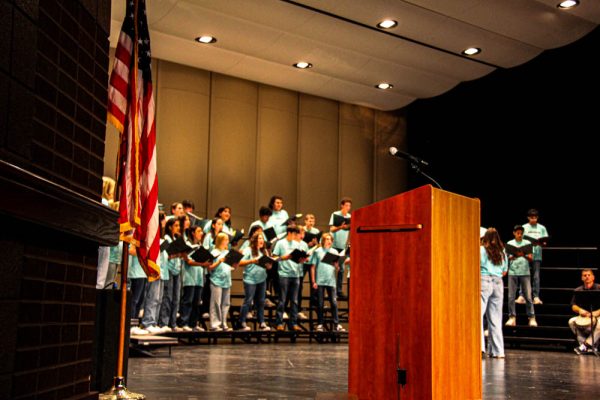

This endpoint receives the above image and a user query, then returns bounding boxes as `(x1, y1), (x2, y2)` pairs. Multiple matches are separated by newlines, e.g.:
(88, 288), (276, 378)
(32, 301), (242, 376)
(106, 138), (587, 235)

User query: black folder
(505, 244), (533, 257)
(523, 235), (550, 246)
(263, 227), (277, 242)
(332, 214), (351, 227)
(189, 246), (214, 263)
(303, 231), (322, 244)
(224, 249), (244, 266)
(257, 254), (277, 268)
(161, 236), (193, 255)
(321, 251), (343, 265)
(289, 248), (308, 263)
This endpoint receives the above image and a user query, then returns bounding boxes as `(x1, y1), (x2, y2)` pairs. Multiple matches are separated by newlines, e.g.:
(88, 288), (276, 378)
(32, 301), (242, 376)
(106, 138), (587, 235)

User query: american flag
(107, 0), (160, 281)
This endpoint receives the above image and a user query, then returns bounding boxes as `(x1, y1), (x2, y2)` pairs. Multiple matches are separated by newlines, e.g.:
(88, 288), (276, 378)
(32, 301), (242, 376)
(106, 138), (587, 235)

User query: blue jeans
(508, 275), (534, 317)
(128, 278), (147, 319)
(481, 275), (504, 356)
(141, 279), (163, 328)
(519, 260), (541, 298)
(180, 285), (203, 327)
(317, 286), (339, 325)
(240, 281), (267, 324)
(276, 277), (299, 327)
(159, 274), (181, 328)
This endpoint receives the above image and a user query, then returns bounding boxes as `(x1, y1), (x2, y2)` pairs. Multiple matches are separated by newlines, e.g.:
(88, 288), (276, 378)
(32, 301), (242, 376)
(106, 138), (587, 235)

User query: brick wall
(1, 0), (110, 201)
(0, 1), (113, 399)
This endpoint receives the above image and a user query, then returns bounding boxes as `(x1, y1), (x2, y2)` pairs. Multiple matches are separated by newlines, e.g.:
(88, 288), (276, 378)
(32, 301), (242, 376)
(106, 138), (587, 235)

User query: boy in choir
(329, 197), (352, 299)
(505, 225), (537, 327)
(517, 209), (549, 305)
(268, 195), (290, 237)
(273, 226), (305, 331)
(311, 233), (345, 332)
(296, 227), (312, 320)
(208, 233), (238, 331)
(250, 206), (273, 233)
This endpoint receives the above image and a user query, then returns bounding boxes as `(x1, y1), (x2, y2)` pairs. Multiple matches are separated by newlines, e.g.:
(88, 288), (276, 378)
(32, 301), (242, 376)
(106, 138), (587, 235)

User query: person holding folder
(311, 233), (345, 332)
(505, 225), (537, 327)
(329, 197), (352, 299)
(207, 233), (239, 331)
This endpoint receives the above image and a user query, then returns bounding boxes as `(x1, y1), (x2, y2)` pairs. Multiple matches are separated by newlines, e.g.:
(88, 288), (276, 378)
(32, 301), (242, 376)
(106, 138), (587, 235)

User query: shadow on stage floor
(126, 345), (600, 399)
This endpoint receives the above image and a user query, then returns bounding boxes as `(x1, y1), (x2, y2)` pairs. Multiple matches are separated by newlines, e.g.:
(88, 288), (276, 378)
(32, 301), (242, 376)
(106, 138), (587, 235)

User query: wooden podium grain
(348, 185), (481, 400)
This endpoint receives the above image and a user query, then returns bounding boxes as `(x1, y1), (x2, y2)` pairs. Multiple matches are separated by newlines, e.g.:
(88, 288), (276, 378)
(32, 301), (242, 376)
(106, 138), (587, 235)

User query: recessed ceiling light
(462, 47), (481, 56)
(375, 83), (393, 90)
(557, 0), (579, 9)
(377, 19), (398, 29)
(195, 36), (217, 44)
(293, 62), (312, 69)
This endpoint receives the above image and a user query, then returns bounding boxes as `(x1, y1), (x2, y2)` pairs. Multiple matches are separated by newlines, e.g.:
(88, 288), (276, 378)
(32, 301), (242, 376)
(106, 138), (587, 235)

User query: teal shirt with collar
(182, 244), (204, 287)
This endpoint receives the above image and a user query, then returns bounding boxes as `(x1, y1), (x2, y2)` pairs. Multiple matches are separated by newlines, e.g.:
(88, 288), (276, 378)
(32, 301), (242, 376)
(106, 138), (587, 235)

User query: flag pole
(99, 240), (145, 399)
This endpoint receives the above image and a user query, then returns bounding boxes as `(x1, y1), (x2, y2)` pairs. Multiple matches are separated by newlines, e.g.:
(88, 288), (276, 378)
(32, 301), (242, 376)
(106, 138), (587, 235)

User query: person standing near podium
(480, 228), (508, 358)
(569, 269), (600, 354)
(329, 197), (351, 299)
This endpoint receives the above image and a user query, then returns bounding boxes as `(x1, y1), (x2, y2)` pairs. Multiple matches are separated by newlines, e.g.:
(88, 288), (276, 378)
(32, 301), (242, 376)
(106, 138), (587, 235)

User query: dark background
(406, 26), (599, 249)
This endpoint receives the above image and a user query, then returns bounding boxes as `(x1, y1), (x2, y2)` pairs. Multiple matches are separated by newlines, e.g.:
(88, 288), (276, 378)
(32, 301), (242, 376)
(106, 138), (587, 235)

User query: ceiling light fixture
(462, 47), (481, 56)
(293, 62), (313, 69)
(377, 19), (398, 29)
(557, 0), (579, 9)
(195, 36), (217, 44)
(375, 83), (393, 90)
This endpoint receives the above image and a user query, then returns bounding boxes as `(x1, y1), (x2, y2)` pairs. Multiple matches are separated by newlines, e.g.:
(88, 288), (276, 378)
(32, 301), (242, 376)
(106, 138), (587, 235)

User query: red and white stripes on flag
(107, 0), (160, 281)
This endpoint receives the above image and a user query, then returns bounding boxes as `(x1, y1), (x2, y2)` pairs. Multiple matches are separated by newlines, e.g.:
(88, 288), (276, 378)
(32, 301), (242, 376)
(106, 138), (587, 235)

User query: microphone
(388, 147), (429, 166)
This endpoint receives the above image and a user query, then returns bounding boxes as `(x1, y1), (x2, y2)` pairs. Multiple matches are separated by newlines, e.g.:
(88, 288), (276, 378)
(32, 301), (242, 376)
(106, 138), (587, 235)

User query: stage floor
(127, 344), (599, 399)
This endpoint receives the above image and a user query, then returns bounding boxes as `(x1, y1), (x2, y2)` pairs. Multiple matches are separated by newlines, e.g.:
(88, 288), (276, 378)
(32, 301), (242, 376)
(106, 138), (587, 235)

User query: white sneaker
(528, 317), (538, 327)
(193, 326), (205, 332)
(147, 326), (163, 334)
(533, 297), (543, 305)
(240, 325), (251, 331)
(259, 323), (270, 331)
(210, 326), (223, 332)
(515, 296), (526, 304)
(223, 326), (233, 332)
(130, 327), (149, 335)
(246, 312), (254, 319)
(505, 316), (516, 326)
(336, 324), (346, 332)
(298, 312), (308, 320)
(172, 326), (184, 332)
(316, 324), (324, 332)
(182, 325), (193, 332)
(161, 326), (173, 333)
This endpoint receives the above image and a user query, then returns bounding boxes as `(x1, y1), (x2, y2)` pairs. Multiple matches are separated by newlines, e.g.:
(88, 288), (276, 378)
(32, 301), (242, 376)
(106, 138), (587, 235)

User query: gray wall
(104, 58), (407, 231)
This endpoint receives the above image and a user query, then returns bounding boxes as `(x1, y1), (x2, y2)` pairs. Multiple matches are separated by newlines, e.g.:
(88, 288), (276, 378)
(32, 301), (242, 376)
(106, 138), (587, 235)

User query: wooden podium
(348, 185), (481, 400)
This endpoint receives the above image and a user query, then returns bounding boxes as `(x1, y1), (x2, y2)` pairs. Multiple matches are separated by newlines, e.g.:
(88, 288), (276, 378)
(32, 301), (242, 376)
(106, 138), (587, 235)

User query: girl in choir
(238, 232), (273, 331)
(239, 224), (264, 252)
(200, 218), (224, 319)
(180, 225), (209, 331)
(205, 206), (233, 236)
(158, 218), (183, 332)
(208, 233), (237, 331)
(480, 228), (508, 358)
(311, 233), (345, 332)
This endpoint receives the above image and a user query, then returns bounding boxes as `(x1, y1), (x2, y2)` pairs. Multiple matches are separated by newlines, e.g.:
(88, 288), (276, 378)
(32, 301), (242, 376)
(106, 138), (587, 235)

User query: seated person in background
(569, 269), (600, 355)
